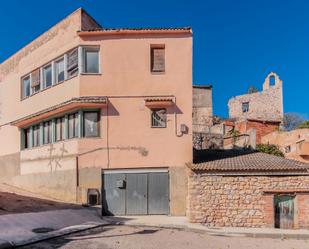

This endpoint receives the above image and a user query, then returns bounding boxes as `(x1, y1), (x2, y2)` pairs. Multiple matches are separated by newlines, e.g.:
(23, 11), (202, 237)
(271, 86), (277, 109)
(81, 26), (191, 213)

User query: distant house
(0, 8), (193, 216)
(188, 150), (309, 229)
(262, 129), (309, 163)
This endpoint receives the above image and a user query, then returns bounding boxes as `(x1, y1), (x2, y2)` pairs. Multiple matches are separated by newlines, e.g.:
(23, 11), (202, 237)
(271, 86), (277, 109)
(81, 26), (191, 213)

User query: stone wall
(193, 86), (213, 133)
(193, 132), (223, 150)
(228, 72), (283, 122)
(188, 171), (309, 228)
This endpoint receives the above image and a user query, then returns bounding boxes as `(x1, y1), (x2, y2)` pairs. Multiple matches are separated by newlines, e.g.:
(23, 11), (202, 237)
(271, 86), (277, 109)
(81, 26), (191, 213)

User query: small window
(32, 125), (40, 147)
(43, 121), (52, 144)
(68, 113), (79, 139)
(83, 111), (100, 137)
(55, 117), (65, 141)
(151, 108), (167, 128)
(22, 75), (31, 99)
(269, 75), (276, 86)
(67, 49), (78, 78)
(43, 64), (52, 88)
(151, 46), (165, 73)
(242, 102), (249, 113)
(285, 145), (291, 153)
(83, 48), (99, 74)
(31, 69), (40, 93)
(55, 58), (65, 84)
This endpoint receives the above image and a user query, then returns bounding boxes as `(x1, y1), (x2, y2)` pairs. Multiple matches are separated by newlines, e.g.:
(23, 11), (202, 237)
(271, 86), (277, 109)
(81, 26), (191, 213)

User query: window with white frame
(151, 108), (167, 128)
(22, 75), (31, 99)
(43, 64), (52, 88)
(55, 57), (65, 84)
(31, 69), (40, 93)
(83, 47), (99, 74)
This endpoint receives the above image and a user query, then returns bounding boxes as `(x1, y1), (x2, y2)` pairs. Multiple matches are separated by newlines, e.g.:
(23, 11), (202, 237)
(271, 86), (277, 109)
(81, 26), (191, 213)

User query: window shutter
(68, 49), (78, 70)
(67, 49), (78, 77)
(31, 69), (40, 87)
(152, 48), (165, 72)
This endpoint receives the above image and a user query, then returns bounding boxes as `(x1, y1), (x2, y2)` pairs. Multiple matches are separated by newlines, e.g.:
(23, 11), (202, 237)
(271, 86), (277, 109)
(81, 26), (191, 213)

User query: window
(68, 113), (79, 139)
(242, 102), (249, 113)
(43, 64), (52, 88)
(22, 75), (31, 98)
(83, 48), (99, 74)
(31, 69), (40, 93)
(55, 58), (65, 84)
(151, 109), (167, 128)
(55, 117), (65, 141)
(43, 121), (52, 144)
(32, 125), (40, 147)
(151, 46), (165, 73)
(67, 49), (78, 78)
(83, 111), (100, 137)
(269, 75), (276, 86)
(285, 145), (291, 153)
(24, 128), (31, 149)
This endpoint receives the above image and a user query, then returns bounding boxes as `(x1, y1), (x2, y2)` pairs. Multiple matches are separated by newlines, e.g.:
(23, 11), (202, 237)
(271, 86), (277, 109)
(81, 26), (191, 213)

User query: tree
(298, 120), (309, 129)
(248, 85), (259, 94)
(256, 144), (284, 157)
(283, 113), (305, 131)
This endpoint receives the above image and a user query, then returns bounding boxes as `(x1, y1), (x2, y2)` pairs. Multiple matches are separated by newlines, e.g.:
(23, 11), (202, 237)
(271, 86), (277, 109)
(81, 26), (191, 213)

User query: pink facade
(0, 9), (192, 215)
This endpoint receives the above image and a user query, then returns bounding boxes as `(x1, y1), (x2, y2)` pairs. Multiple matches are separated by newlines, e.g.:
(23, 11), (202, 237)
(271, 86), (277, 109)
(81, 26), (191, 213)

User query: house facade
(262, 129), (309, 163)
(0, 9), (193, 216)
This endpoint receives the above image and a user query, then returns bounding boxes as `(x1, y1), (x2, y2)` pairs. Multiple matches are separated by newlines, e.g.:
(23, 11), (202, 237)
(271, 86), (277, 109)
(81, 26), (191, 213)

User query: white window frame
(81, 46), (100, 74)
(42, 63), (53, 89)
(54, 56), (65, 84)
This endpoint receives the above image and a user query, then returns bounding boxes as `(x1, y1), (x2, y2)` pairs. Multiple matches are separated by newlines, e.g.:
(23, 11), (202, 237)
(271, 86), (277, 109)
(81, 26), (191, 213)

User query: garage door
(102, 170), (169, 215)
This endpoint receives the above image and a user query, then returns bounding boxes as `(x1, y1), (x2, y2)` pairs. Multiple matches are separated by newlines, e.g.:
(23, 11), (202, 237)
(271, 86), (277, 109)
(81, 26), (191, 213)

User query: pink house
(0, 9), (192, 216)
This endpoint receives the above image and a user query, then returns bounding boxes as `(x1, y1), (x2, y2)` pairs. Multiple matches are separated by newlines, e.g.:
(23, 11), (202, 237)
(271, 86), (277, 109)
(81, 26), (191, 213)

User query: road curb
(111, 220), (309, 240)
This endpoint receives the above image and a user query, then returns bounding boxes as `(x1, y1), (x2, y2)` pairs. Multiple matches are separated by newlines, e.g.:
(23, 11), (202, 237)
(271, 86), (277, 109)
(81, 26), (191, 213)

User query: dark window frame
(151, 108), (167, 128)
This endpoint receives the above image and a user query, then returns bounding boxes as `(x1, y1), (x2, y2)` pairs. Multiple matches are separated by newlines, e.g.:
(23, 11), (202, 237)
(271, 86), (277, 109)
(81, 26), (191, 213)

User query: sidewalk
(0, 208), (108, 248)
(104, 215), (309, 240)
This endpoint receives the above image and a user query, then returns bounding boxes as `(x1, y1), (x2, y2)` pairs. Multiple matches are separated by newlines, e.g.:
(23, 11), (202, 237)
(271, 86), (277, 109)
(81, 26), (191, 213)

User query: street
(20, 225), (308, 249)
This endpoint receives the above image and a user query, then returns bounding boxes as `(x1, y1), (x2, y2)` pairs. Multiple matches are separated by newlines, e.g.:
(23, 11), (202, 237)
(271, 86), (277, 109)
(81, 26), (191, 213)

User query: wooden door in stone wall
(274, 195), (295, 229)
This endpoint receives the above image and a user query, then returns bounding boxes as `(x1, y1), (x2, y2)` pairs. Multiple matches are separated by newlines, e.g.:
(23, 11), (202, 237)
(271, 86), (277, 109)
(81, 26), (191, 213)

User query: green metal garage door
(102, 170), (169, 215)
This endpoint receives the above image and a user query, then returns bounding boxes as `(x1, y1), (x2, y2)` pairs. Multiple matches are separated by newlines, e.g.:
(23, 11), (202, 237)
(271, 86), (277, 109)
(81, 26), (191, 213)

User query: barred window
(151, 109), (167, 128)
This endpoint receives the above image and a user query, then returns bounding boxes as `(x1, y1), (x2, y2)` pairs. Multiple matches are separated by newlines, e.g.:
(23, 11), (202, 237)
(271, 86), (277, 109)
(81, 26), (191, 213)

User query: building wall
(262, 129), (309, 163)
(188, 171), (309, 228)
(228, 72), (283, 122)
(0, 9), (192, 214)
(192, 86), (212, 133)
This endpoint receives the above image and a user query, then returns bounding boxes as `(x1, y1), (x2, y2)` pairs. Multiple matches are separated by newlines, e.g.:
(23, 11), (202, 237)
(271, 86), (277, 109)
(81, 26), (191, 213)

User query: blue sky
(0, 0), (308, 118)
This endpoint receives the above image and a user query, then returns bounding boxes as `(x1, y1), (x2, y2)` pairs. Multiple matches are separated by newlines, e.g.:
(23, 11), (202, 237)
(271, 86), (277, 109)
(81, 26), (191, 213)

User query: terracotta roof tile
(189, 150), (309, 173)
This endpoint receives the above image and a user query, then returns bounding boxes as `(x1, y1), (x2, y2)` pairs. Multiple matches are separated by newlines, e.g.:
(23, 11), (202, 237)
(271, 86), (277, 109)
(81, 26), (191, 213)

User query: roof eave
(77, 29), (192, 36)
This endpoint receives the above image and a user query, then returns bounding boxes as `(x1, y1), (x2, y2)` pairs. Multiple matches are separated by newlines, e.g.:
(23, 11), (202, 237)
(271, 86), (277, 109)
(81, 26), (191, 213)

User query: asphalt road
(20, 225), (309, 249)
